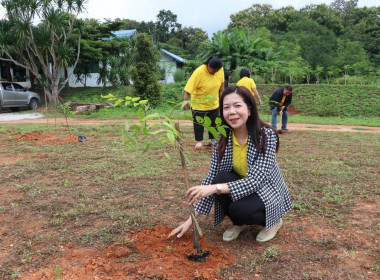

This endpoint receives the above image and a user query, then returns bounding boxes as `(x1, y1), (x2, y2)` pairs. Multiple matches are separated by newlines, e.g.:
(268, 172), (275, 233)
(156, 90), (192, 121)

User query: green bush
(173, 69), (186, 83)
(332, 75), (378, 86)
(161, 82), (186, 103)
(257, 84), (379, 117)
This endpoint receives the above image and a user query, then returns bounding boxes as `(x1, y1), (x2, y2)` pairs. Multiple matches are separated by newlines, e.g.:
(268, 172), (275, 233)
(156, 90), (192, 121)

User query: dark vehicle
(0, 82), (41, 111)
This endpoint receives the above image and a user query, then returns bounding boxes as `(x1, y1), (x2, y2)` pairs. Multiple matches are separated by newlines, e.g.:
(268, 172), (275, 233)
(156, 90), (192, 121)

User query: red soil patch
(25, 225), (234, 280)
(15, 132), (79, 145)
(287, 105), (300, 115)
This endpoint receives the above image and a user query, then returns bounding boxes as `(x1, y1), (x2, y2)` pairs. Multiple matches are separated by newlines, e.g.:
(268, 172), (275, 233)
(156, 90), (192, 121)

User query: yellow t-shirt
(184, 64), (224, 110)
(232, 132), (248, 178)
(279, 95), (286, 106)
(236, 77), (256, 96)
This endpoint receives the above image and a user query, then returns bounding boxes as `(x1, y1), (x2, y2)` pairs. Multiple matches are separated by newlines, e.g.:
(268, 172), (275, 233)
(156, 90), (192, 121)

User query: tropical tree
(0, 0), (86, 103)
(198, 28), (272, 71)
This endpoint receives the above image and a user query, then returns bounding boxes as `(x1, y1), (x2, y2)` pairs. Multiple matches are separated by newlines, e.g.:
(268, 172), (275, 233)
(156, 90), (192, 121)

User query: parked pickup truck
(0, 81), (41, 111)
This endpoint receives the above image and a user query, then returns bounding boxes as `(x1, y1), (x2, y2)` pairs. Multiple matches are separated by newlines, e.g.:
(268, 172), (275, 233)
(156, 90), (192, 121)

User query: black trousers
(191, 108), (219, 141)
(212, 171), (266, 226)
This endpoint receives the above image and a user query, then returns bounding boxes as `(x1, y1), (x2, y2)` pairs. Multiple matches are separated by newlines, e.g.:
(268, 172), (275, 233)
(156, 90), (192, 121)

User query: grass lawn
(0, 122), (379, 279)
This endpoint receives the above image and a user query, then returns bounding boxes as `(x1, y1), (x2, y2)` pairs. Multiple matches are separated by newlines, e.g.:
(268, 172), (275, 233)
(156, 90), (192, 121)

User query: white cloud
(1, 0), (376, 37)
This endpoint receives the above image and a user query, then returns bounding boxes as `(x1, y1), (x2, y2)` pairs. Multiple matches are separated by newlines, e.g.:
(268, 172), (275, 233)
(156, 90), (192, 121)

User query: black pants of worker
(212, 171), (266, 226)
(191, 108), (219, 142)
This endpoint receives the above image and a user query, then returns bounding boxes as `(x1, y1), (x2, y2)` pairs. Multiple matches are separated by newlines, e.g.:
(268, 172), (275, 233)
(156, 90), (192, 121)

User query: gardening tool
(174, 123), (204, 254)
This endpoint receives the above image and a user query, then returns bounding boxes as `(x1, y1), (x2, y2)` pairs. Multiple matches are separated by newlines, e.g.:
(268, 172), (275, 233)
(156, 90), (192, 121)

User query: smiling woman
(169, 85), (293, 243)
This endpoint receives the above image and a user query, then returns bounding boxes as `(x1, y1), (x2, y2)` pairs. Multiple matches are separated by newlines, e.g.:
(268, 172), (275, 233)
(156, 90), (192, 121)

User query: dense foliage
(130, 33), (162, 106)
(1, 0), (378, 106)
(63, 83), (379, 120)
(0, 0), (86, 103)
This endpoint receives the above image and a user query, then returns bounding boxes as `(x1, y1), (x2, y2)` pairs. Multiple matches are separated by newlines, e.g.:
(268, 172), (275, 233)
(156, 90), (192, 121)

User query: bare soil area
(0, 121), (379, 280)
(1, 117), (380, 133)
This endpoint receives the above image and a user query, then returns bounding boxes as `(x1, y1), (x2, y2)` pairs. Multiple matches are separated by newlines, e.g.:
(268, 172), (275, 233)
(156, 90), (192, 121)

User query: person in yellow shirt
(183, 57), (225, 149)
(236, 68), (262, 106)
(169, 86), (292, 243)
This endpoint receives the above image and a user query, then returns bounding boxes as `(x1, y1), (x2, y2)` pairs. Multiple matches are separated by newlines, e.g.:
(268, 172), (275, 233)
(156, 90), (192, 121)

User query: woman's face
(222, 93), (250, 132)
(207, 65), (220, 75)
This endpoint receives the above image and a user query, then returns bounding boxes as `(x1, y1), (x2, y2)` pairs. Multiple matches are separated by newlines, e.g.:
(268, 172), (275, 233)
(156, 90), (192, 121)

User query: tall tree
(177, 27), (209, 55)
(300, 4), (344, 36)
(330, 0), (358, 27)
(288, 19), (337, 70)
(155, 9), (181, 43)
(130, 33), (162, 106)
(0, 0), (86, 103)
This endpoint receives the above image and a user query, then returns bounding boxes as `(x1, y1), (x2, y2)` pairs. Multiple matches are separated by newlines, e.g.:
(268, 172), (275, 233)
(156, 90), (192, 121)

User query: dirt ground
(2, 117), (380, 133)
(1, 119), (379, 280)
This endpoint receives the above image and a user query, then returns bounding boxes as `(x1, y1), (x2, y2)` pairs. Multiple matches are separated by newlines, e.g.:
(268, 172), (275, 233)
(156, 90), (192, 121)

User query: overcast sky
(0, 0), (376, 37)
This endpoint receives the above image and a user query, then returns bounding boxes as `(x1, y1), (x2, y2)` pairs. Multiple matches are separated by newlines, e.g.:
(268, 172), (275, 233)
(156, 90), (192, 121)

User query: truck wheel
(29, 98), (40, 110)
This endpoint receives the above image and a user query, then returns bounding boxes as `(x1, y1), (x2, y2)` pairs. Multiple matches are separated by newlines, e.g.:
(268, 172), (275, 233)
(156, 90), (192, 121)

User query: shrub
(173, 69), (186, 83)
(162, 82), (186, 103)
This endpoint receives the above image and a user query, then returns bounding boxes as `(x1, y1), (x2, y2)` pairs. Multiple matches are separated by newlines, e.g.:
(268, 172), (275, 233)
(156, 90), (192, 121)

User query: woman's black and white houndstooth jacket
(194, 126), (293, 230)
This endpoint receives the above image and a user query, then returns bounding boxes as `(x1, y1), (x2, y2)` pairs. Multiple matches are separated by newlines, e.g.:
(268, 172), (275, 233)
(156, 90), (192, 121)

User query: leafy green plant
(102, 93), (228, 253)
(262, 246), (280, 261)
(56, 102), (76, 132)
(173, 69), (186, 83)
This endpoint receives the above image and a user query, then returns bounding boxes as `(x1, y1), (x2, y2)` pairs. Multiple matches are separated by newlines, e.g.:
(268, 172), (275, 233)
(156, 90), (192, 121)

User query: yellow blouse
(232, 132), (248, 178)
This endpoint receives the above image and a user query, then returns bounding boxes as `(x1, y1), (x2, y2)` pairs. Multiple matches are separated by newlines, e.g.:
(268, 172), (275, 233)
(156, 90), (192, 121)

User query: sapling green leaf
(141, 113), (160, 121)
(203, 116), (212, 127)
(166, 131), (176, 145)
(195, 116), (204, 124)
(137, 107), (145, 119)
(207, 127), (218, 139)
(217, 126), (227, 137)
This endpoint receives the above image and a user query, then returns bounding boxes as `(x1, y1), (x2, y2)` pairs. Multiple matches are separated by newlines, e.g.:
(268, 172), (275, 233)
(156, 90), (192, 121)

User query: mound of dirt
(24, 225), (234, 279)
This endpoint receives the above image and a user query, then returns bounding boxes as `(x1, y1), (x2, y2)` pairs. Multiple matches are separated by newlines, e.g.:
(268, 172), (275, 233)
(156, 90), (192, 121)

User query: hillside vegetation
(64, 83), (379, 119)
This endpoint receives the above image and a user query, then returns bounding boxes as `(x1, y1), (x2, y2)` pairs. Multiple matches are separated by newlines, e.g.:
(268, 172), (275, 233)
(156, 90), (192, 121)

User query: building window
(13, 67), (27, 82)
(74, 62), (100, 74)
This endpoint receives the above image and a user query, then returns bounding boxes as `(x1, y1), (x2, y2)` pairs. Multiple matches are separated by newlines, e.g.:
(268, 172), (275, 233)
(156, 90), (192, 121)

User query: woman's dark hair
(217, 86), (279, 163)
(203, 57), (223, 69)
(224, 70), (231, 80)
(240, 68), (250, 78)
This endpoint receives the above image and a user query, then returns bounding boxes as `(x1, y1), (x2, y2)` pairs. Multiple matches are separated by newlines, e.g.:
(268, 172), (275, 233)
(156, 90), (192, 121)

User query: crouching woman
(169, 86), (292, 242)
